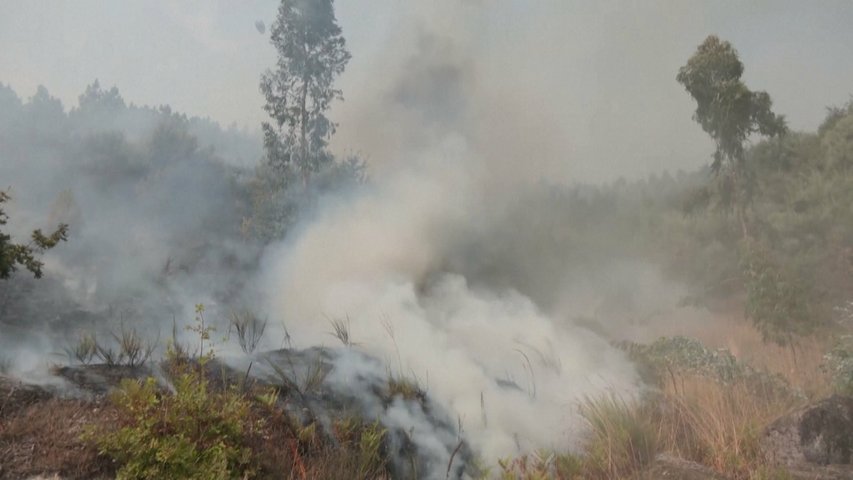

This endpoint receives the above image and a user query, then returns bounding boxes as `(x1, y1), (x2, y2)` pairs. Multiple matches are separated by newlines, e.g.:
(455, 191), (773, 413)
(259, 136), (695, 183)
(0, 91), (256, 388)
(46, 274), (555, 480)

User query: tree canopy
(260, 0), (351, 184)
(677, 35), (787, 175)
(0, 191), (68, 279)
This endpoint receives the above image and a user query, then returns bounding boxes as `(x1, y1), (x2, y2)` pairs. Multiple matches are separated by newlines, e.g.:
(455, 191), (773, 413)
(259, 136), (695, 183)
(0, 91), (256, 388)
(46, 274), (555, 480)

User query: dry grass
(647, 315), (830, 478)
(0, 398), (115, 480)
(500, 314), (834, 480)
(654, 375), (799, 478)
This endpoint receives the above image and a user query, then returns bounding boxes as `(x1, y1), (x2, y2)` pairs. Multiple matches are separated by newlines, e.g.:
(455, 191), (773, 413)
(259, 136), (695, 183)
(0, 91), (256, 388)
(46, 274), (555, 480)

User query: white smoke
(259, 151), (641, 466)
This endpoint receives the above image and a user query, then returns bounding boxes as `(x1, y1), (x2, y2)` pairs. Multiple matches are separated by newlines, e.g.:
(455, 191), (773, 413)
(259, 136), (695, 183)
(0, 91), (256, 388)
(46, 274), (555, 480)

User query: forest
(1, 1), (852, 479)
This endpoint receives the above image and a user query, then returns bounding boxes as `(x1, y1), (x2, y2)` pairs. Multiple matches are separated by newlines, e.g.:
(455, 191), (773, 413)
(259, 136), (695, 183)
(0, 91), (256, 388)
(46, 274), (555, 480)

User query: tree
(0, 191), (68, 279)
(677, 35), (787, 236)
(260, 0), (351, 186)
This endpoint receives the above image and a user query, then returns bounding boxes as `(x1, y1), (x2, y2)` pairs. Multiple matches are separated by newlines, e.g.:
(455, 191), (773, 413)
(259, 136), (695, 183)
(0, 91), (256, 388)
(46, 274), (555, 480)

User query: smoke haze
(2, 1), (852, 475)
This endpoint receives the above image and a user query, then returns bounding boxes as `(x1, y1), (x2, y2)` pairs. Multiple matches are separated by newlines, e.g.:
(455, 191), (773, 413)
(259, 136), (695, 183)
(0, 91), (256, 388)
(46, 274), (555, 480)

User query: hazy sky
(2, 1), (853, 182)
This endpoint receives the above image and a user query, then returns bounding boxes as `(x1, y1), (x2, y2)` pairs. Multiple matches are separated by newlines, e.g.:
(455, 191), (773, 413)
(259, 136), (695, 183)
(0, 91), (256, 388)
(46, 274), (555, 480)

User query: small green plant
(186, 303), (215, 362)
(332, 417), (387, 479)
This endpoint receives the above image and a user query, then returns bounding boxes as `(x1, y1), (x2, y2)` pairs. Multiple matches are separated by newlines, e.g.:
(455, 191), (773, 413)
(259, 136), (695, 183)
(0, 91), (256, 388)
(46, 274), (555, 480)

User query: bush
(91, 373), (254, 480)
(740, 240), (818, 346)
(823, 334), (853, 395)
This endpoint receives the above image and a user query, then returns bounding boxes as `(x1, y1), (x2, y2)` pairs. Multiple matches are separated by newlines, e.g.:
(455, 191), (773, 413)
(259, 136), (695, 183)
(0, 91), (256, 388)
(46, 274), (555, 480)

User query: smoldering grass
(280, 319), (293, 349)
(301, 355), (329, 394)
(516, 340), (563, 374)
(229, 308), (268, 355)
(386, 373), (426, 403)
(266, 352), (329, 397)
(383, 352), (428, 403)
(446, 416), (466, 480)
(514, 348), (537, 399)
(381, 315), (405, 378)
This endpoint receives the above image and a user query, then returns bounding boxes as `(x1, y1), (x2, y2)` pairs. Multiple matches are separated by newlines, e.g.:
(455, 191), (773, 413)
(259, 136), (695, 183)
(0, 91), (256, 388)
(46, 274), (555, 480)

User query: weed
(328, 315), (354, 347)
(229, 308), (267, 355)
(386, 374), (425, 403)
(266, 352), (329, 398)
(186, 303), (215, 363)
(579, 394), (659, 479)
(64, 333), (98, 365)
(110, 324), (158, 367)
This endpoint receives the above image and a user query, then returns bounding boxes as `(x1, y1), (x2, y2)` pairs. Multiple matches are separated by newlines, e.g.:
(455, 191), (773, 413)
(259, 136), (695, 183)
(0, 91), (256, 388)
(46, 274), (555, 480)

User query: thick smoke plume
(259, 153), (642, 467)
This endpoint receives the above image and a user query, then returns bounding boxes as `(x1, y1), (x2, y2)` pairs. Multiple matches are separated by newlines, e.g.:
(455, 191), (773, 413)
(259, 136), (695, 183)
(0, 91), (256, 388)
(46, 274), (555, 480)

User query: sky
(2, 0), (853, 183)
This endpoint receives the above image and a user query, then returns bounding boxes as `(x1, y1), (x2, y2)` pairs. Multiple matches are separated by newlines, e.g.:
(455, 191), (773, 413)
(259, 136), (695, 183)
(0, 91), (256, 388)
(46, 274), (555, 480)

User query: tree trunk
(300, 75), (309, 187)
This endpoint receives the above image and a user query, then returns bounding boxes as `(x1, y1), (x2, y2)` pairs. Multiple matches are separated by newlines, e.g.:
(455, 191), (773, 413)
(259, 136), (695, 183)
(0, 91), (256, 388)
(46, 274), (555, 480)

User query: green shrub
(740, 240), (817, 346)
(823, 334), (853, 395)
(91, 373), (254, 480)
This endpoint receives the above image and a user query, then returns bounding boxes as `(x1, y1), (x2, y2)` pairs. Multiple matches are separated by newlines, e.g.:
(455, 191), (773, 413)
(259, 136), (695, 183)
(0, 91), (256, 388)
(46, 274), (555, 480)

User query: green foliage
(821, 111), (853, 170)
(245, 0), (367, 243)
(332, 418), (388, 479)
(0, 190), (69, 279)
(677, 35), (787, 175)
(92, 375), (254, 480)
(823, 334), (853, 395)
(260, 0), (351, 182)
(677, 35), (786, 239)
(91, 307), (255, 479)
(620, 336), (798, 400)
(740, 241), (818, 346)
(186, 303), (215, 362)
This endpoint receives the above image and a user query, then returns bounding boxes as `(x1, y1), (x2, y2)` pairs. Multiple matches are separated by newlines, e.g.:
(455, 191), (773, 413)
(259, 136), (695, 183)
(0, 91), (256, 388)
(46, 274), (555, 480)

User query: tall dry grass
(498, 318), (834, 480)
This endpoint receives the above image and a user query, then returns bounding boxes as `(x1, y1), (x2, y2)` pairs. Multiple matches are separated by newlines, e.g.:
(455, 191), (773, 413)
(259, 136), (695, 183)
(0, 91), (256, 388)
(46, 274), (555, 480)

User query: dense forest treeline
(2, 78), (852, 351)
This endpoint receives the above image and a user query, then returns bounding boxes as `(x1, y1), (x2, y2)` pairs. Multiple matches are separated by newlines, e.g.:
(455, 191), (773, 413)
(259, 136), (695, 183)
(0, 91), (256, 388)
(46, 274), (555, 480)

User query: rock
(641, 453), (729, 479)
(761, 395), (853, 478)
